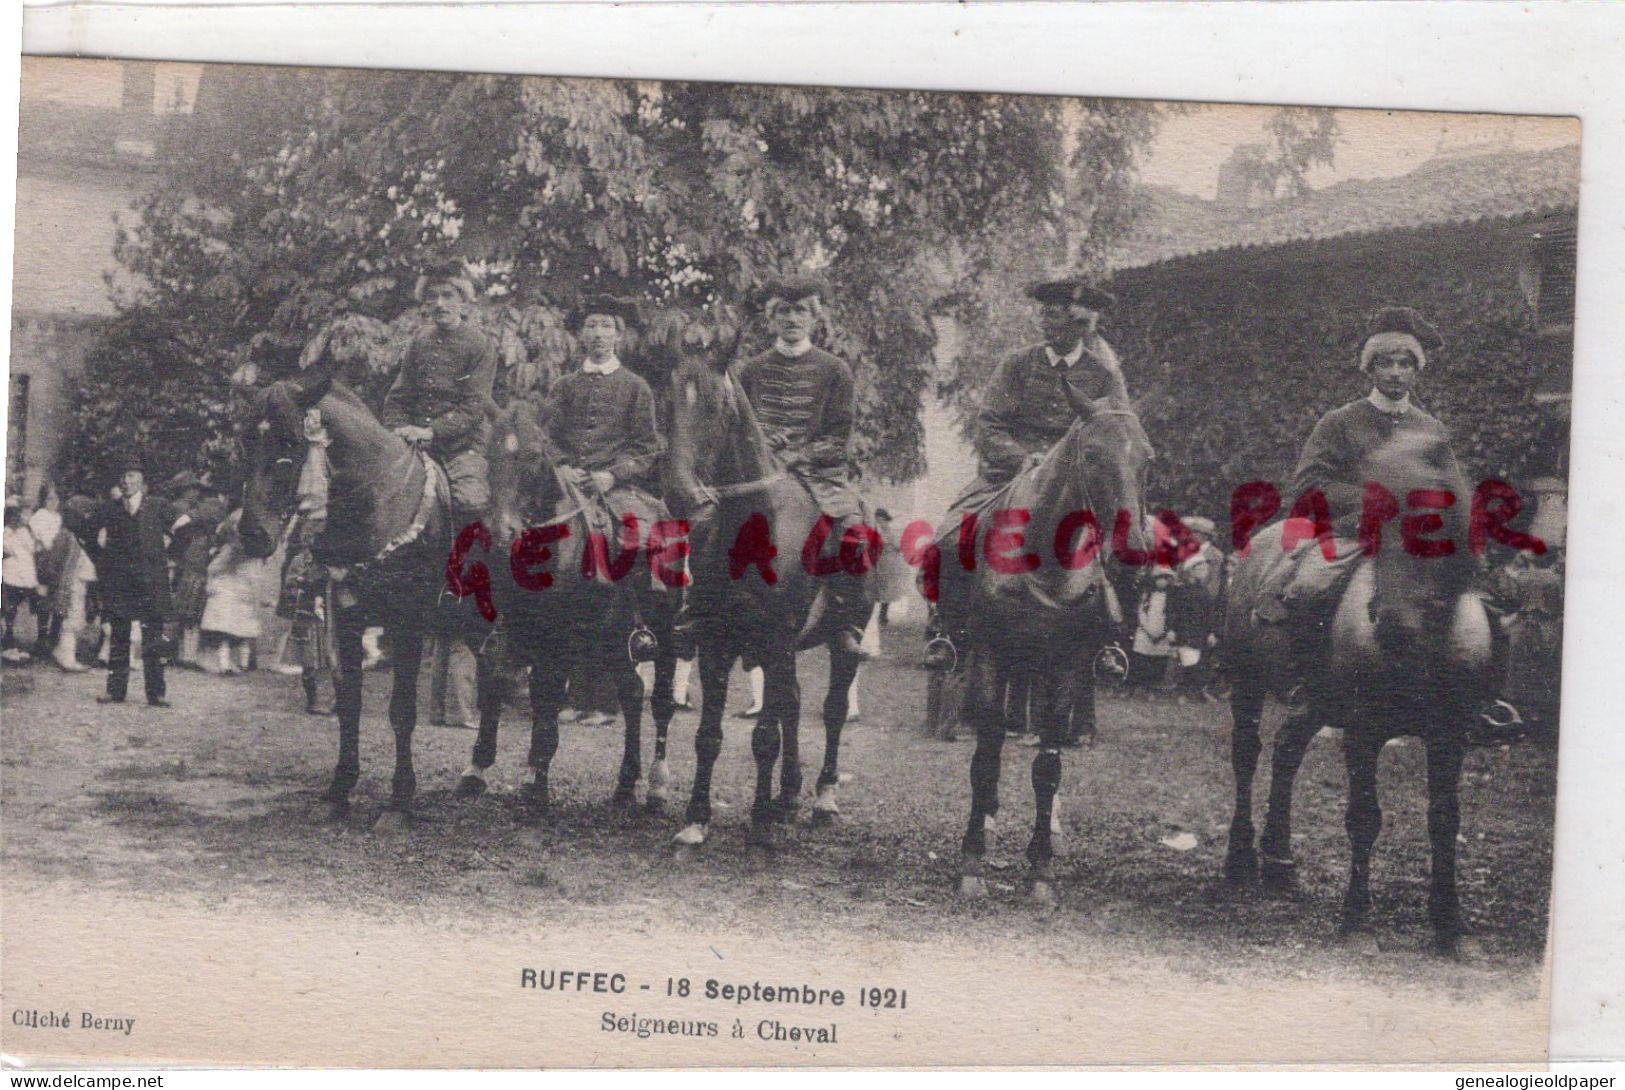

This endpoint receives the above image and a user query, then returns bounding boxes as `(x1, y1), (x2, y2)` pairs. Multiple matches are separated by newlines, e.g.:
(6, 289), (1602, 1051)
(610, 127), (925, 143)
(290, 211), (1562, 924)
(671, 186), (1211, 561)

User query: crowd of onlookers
(1, 476), (289, 679)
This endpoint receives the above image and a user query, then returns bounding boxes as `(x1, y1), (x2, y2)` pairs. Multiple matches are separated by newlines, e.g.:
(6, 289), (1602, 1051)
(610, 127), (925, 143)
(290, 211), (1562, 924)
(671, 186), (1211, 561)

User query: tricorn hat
(755, 275), (827, 311)
(413, 260), (477, 303)
(1026, 277), (1115, 311)
(569, 293), (642, 331)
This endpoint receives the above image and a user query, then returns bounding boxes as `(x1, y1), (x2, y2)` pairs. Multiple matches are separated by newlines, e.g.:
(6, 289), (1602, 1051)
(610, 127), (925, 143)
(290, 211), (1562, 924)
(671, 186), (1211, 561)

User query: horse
(949, 401), (1155, 902)
(1222, 429), (1498, 956)
(455, 400), (680, 817)
(662, 348), (868, 853)
(237, 353), (500, 829)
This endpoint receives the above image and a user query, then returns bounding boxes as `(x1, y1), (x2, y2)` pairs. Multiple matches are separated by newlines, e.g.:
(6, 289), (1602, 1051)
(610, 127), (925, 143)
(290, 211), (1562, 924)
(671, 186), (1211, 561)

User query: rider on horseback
(923, 277), (1129, 670)
(1258, 306), (1476, 703)
(733, 276), (872, 659)
(535, 295), (667, 540)
(380, 260), (498, 526)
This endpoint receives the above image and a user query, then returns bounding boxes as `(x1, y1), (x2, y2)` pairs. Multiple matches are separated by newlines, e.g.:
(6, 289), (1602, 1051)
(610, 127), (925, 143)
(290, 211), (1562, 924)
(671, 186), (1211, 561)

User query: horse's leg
(676, 644), (730, 849)
(1069, 654), (1098, 746)
(1258, 708), (1321, 893)
(646, 614), (678, 813)
(771, 651), (803, 824)
(518, 649), (565, 821)
(813, 646), (861, 825)
(323, 612), (366, 817)
(959, 652), (1004, 897)
(748, 651), (790, 848)
(457, 628), (507, 799)
(1224, 675), (1267, 884)
(1025, 660), (1071, 906)
(1338, 726), (1385, 938)
(1424, 732), (1466, 957)
(376, 624), (425, 830)
(611, 638), (647, 810)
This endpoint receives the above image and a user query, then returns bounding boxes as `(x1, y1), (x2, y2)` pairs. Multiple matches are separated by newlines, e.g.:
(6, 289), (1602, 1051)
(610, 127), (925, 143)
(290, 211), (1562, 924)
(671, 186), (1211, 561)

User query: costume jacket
(380, 324), (498, 460)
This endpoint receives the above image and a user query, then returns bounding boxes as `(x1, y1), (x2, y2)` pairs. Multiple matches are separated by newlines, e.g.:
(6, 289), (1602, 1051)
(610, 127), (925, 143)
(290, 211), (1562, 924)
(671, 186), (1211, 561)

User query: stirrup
(1092, 642), (1130, 685)
(627, 624), (659, 664)
(923, 634), (959, 673)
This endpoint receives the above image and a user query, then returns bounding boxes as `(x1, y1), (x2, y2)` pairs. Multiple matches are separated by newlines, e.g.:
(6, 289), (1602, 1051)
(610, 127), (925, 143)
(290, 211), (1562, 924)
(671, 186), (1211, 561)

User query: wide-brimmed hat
(569, 293), (643, 331)
(755, 275), (827, 311)
(1026, 277), (1115, 311)
(412, 260), (477, 303)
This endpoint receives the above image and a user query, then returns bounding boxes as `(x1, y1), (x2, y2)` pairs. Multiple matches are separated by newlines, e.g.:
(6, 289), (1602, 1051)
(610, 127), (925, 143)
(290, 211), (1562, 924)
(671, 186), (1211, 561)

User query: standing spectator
(277, 514), (333, 715)
(49, 494), (97, 672)
(428, 636), (478, 729)
(2, 502), (42, 662)
(83, 457), (177, 707)
(28, 484), (65, 659)
(167, 478), (225, 670)
(200, 510), (269, 675)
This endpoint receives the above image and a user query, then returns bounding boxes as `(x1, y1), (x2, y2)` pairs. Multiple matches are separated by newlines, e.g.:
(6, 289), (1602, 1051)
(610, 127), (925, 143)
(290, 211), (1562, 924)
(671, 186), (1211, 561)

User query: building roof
(1111, 145), (1580, 271)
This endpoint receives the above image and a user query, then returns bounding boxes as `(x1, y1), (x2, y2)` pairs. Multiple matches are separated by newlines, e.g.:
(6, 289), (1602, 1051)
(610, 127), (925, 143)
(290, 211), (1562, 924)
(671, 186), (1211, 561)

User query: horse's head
(1075, 400), (1156, 561)
(664, 343), (767, 517)
(484, 399), (563, 544)
(238, 373), (324, 559)
(1359, 426), (1473, 657)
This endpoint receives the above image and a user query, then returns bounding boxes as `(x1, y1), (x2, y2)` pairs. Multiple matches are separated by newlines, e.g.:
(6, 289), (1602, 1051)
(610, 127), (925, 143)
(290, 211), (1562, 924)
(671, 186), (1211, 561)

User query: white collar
(1367, 388), (1412, 416)
(1044, 340), (1086, 369)
(125, 492), (143, 514)
(582, 356), (622, 376)
(773, 338), (814, 359)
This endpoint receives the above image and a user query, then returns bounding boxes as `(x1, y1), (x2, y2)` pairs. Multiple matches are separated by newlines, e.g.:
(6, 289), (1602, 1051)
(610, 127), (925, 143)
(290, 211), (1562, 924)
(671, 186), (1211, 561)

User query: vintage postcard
(1, 54), (1583, 1068)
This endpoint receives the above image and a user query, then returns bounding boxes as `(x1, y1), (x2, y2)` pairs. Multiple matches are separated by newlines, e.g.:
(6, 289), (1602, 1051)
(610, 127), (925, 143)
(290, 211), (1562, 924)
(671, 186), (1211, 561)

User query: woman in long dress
(201, 510), (272, 675)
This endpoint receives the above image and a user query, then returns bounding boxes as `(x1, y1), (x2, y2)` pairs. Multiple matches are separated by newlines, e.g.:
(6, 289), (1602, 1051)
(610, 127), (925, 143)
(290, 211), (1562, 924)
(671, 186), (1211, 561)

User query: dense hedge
(1106, 215), (1572, 523)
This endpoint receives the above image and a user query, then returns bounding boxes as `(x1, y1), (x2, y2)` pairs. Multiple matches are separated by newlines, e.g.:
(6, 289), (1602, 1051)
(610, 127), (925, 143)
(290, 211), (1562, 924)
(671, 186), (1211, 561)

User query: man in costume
(734, 276), (870, 657)
(380, 261), (498, 524)
(923, 277), (1129, 669)
(1259, 306), (1474, 700)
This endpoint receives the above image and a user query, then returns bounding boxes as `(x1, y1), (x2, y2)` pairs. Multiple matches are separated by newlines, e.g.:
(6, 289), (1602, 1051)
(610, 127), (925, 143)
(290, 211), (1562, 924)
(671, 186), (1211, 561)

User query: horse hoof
(957, 875), (990, 899)
(772, 801), (800, 826)
(1025, 879), (1057, 907)
(454, 772), (488, 800)
(611, 785), (639, 811)
(1260, 858), (1298, 896)
(810, 808), (839, 829)
(1431, 934), (1462, 960)
(318, 799), (350, 824)
(672, 823), (707, 848)
(644, 795), (667, 816)
(1334, 923), (1380, 955)
(374, 809), (413, 835)
(746, 821), (779, 852)
(1222, 851), (1261, 883)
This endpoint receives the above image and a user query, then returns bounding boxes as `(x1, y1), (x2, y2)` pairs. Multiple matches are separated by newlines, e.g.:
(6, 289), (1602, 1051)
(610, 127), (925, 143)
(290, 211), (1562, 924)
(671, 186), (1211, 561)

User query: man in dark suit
(85, 456), (176, 707)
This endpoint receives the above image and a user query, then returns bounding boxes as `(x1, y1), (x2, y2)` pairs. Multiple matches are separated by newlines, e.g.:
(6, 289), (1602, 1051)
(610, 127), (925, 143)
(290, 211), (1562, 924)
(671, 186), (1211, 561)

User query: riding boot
(827, 580), (872, 659)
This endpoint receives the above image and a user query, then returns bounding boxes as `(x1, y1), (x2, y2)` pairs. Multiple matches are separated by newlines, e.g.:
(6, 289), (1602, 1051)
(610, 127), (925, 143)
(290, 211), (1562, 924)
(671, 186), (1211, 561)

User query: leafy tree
(69, 70), (1162, 487)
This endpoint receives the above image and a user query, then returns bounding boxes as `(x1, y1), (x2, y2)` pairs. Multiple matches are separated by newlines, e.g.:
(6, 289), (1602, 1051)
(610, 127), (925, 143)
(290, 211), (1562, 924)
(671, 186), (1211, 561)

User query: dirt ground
(0, 618), (1557, 1063)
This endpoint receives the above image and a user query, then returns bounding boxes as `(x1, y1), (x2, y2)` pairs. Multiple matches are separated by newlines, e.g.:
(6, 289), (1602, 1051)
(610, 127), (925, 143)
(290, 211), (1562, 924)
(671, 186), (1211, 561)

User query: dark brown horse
(238, 356), (500, 828)
(1223, 429), (1498, 956)
(950, 402), (1154, 901)
(456, 401), (680, 816)
(662, 350), (867, 853)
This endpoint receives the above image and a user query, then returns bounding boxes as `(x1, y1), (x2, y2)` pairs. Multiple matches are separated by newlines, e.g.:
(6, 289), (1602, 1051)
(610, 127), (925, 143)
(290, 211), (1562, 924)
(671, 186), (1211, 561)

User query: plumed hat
(1026, 277), (1115, 311)
(569, 293), (643, 331)
(413, 260), (477, 303)
(1360, 305), (1444, 371)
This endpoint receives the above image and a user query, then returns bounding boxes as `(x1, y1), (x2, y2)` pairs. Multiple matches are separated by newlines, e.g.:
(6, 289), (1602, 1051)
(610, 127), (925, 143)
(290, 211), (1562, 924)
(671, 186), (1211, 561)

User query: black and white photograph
(0, 44), (1593, 1069)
